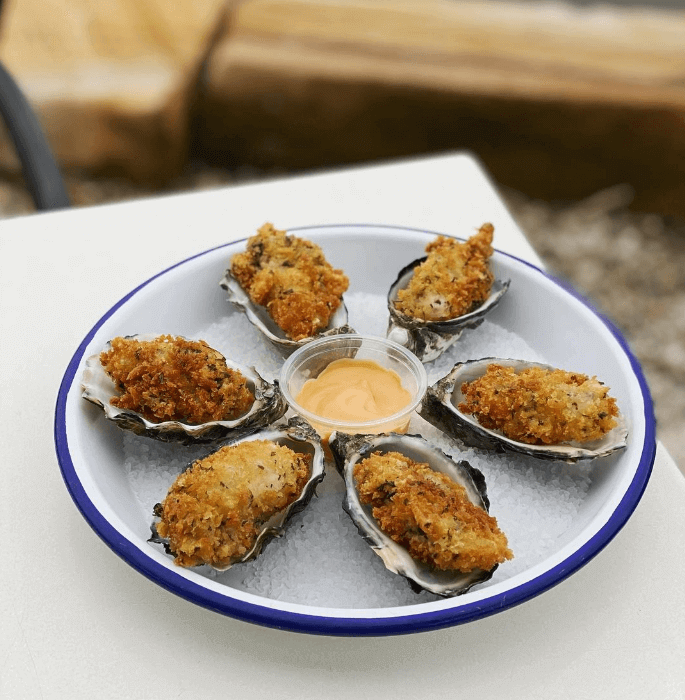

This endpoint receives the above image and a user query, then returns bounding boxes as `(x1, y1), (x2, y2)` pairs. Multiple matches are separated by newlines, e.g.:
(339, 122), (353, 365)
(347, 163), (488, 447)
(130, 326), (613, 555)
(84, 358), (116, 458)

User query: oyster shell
(220, 260), (355, 357)
(329, 431), (505, 596)
(81, 334), (287, 444)
(387, 257), (509, 363)
(419, 357), (629, 462)
(150, 416), (326, 570)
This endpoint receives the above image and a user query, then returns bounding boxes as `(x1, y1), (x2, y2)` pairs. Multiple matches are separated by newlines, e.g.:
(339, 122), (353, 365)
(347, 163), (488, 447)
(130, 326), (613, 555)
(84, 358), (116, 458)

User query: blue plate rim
(54, 223), (656, 636)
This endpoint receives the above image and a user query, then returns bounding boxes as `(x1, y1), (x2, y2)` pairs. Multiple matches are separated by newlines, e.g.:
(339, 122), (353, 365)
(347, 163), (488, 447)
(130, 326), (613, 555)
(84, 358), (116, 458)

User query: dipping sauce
(295, 358), (413, 436)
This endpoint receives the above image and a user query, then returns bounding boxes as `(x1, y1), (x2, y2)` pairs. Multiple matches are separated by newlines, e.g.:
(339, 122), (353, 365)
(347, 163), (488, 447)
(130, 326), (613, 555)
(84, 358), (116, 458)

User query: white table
(1, 153), (683, 699)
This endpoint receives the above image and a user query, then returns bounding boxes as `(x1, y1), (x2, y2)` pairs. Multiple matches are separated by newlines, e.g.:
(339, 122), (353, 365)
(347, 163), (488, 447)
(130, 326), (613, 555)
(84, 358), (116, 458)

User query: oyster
(419, 358), (629, 462)
(221, 223), (355, 355)
(81, 334), (287, 444)
(150, 416), (326, 570)
(329, 431), (511, 596)
(386, 227), (510, 362)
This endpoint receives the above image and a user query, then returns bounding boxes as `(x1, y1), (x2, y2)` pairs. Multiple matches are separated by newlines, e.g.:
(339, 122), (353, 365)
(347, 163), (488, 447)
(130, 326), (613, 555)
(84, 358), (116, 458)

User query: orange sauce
(296, 358), (412, 439)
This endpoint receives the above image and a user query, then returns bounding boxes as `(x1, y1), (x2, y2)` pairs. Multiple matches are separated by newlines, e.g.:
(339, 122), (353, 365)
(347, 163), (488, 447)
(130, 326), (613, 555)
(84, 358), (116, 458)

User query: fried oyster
(230, 223), (349, 341)
(354, 451), (512, 573)
(100, 335), (254, 425)
(155, 439), (311, 568)
(394, 223), (495, 322)
(459, 364), (619, 445)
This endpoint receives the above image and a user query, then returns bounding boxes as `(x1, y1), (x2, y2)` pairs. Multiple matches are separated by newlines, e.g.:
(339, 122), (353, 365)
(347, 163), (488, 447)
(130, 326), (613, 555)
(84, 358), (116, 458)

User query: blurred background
(1, 0), (683, 469)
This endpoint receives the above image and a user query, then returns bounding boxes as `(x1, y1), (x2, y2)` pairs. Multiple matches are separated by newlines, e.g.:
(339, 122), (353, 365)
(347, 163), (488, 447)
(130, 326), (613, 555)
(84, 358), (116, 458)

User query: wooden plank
(0, 0), (228, 182)
(199, 0), (685, 215)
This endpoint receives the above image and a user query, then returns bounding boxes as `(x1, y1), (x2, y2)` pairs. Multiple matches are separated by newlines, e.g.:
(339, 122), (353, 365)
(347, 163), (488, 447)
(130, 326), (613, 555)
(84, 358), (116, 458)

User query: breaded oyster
(230, 223), (349, 341)
(394, 223), (495, 322)
(354, 451), (512, 574)
(459, 364), (619, 445)
(100, 335), (254, 424)
(154, 439), (311, 568)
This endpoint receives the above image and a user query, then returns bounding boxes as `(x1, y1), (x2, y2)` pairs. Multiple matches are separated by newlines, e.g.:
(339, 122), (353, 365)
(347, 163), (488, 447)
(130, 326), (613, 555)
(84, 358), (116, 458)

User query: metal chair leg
(0, 61), (70, 210)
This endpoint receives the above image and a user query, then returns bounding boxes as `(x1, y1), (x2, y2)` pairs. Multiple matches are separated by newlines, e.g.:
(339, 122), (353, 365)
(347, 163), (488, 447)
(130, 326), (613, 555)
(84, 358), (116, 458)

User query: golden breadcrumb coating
(459, 364), (619, 445)
(395, 224), (495, 321)
(100, 335), (254, 424)
(230, 223), (349, 341)
(354, 451), (512, 573)
(155, 440), (311, 568)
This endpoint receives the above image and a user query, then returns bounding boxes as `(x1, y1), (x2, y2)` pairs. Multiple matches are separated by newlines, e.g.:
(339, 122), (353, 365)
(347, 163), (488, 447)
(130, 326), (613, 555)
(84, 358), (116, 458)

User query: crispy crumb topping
(459, 364), (619, 445)
(230, 222), (349, 341)
(100, 335), (254, 424)
(395, 223), (495, 321)
(155, 440), (310, 568)
(354, 451), (512, 573)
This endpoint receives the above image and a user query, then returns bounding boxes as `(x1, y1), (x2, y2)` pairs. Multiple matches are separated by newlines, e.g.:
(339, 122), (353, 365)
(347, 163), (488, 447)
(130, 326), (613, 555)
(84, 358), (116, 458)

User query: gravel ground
(2, 169), (683, 472)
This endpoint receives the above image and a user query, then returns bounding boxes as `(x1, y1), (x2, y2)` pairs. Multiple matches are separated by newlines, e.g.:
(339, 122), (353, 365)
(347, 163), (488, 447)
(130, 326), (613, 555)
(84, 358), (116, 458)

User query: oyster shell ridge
(81, 334), (289, 445)
(150, 415), (326, 570)
(419, 357), (629, 462)
(386, 255), (510, 363)
(328, 431), (500, 597)
(220, 267), (356, 356)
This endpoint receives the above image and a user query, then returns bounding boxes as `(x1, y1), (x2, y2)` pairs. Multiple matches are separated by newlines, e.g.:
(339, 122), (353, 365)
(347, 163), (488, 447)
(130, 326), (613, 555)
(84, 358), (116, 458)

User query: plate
(54, 224), (656, 636)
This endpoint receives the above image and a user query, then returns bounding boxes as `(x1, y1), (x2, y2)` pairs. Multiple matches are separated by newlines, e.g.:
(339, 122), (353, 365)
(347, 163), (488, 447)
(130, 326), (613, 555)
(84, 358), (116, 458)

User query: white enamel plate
(55, 225), (656, 636)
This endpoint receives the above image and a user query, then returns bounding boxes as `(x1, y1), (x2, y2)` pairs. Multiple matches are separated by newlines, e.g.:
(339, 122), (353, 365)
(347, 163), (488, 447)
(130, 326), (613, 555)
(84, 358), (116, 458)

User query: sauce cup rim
(279, 333), (427, 431)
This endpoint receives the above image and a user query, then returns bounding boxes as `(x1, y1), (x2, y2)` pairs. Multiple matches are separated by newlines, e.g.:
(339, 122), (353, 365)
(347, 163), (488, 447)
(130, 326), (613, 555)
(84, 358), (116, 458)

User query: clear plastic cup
(279, 334), (427, 440)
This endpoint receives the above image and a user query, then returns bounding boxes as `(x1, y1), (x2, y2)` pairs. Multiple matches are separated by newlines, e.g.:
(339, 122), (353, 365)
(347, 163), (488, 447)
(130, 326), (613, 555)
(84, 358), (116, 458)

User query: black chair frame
(0, 60), (70, 210)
